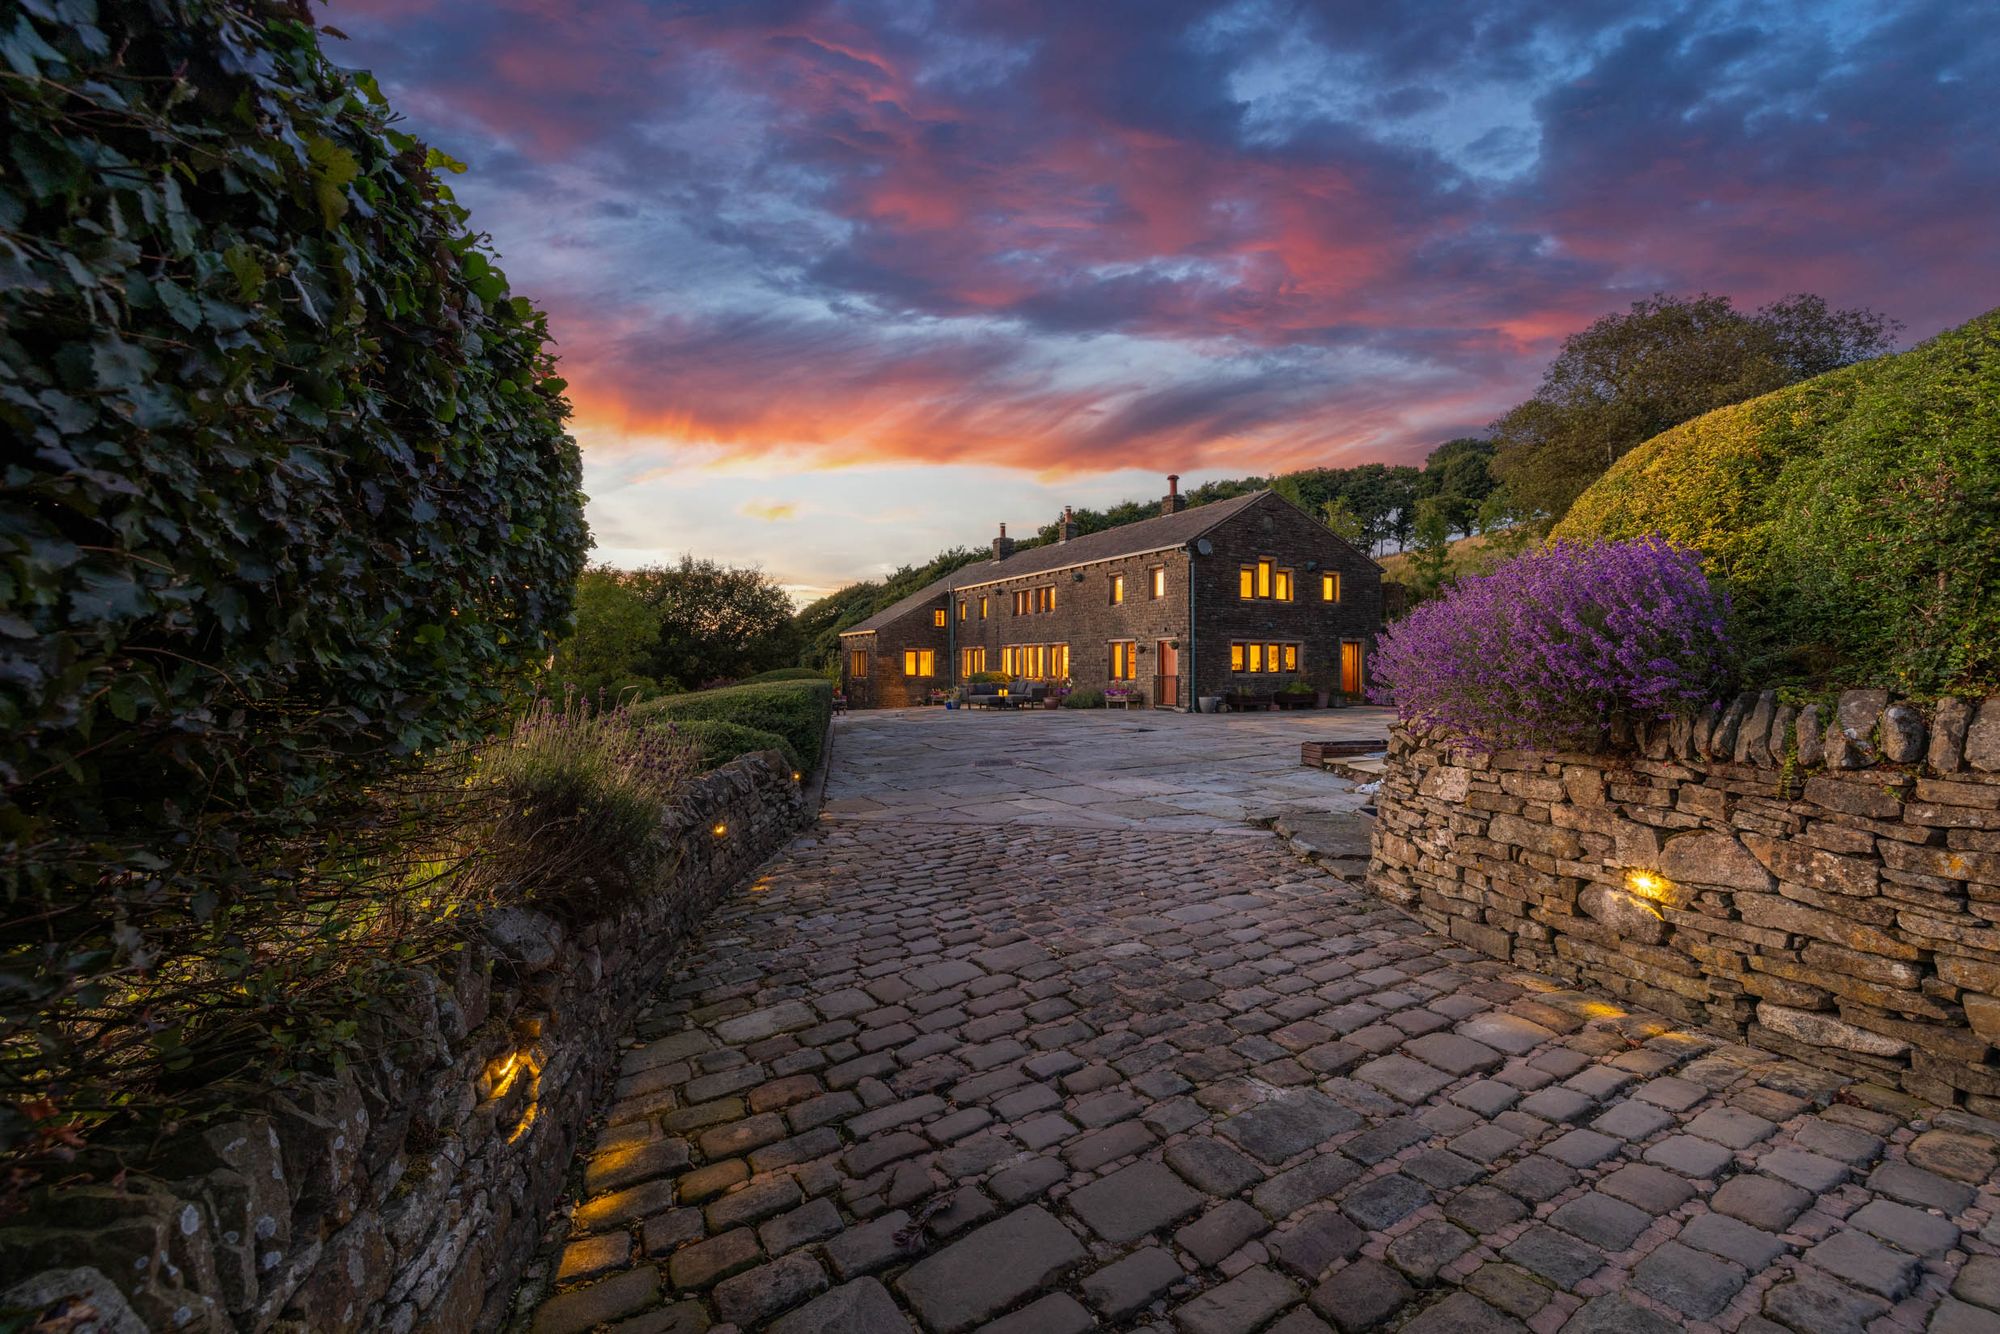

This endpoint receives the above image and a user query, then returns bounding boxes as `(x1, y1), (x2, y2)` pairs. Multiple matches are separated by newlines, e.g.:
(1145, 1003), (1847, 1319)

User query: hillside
(1554, 306), (2000, 693)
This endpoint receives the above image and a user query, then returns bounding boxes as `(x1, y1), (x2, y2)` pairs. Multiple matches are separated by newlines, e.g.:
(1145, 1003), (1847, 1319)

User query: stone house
(838, 479), (1385, 710)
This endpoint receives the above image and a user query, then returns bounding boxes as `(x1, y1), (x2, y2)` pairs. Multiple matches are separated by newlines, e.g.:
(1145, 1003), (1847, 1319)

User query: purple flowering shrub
(1371, 537), (1733, 751)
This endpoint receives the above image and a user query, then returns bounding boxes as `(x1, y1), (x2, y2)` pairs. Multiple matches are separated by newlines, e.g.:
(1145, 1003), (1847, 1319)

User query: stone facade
(1368, 689), (2000, 1110)
(0, 750), (814, 1334)
(841, 490), (1383, 711)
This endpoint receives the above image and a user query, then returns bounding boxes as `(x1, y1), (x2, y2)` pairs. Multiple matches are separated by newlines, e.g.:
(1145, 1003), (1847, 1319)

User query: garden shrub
(484, 698), (696, 921)
(741, 667), (830, 685)
(0, 3), (586, 1175)
(666, 719), (803, 774)
(1555, 309), (2000, 693)
(1061, 689), (1106, 708)
(639, 680), (834, 772)
(1370, 538), (1734, 751)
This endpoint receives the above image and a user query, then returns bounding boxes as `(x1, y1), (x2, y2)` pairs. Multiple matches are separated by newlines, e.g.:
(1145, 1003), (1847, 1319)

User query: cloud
(322, 0), (2000, 579)
(741, 500), (801, 521)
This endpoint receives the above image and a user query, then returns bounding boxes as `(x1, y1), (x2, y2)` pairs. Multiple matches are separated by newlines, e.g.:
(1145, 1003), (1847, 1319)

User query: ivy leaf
(222, 244), (265, 301)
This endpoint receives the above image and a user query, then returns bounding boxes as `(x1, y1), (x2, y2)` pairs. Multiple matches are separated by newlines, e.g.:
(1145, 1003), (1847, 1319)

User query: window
(903, 649), (936, 676)
(1001, 645), (1018, 676)
(1239, 557), (1293, 601)
(1229, 641), (1301, 673)
(1035, 585), (1055, 613)
(848, 649), (868, 679)
(980, 596), (989, 619)
(962, 646), (987, 675)
(1110, 641), (1137, 680)
(1149, 567), (1165, 599)
(958, 600), (967, 621)
(933, 608), (947, 627)
(1049, 643), (1069, 681)
(1109, 573), (1124, 605)
(1322, 572), (1340, 602)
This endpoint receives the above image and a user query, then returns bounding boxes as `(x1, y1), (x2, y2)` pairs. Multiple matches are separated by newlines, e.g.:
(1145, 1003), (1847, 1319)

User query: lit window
(1050, 643), (1069, 680)
(1282, 644), (1298, 671)
(1013, 590), (1027, 615)
(1238, 567), (1254, 599)
(1256, 559), (1272, 598)
(933, 609), (946, 627)
(1230, 643), (1244, 671)
(1025, 644), (1045, 678)
(962, 646), (986, 674)
(1247, 643), (1264, 671)
(1001, 646), (1016, 675)
(980, 596), (989, 618)
(958, 600), (967, 621)
(848, 649), (867, 678)
(1322, 573), (1339, 602)
(1110, 642), (1137, 680)
(903, 649), (935, 676)
(1149, 567), (1165, 599)
(1274, 569), (1293, 601)
(1110, 574), (1124, 605)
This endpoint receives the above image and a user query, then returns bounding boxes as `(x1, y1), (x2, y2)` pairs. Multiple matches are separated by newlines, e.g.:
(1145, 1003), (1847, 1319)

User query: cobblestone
(523, 710), (2000, 1332)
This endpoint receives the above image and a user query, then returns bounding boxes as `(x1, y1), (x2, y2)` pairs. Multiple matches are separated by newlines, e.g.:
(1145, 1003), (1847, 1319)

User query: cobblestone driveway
(524, 711), (2000, 1334)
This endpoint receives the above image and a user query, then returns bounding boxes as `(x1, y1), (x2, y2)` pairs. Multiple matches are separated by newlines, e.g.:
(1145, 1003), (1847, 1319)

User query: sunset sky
(327, 0), (1997, 602)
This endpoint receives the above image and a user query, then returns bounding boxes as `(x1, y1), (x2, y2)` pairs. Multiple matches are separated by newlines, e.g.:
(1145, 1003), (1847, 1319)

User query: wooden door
(1341, 641), (1364, 695)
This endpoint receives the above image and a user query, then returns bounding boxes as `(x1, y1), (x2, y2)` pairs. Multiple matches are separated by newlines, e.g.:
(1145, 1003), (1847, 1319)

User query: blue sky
(325, 0), (1998, 600)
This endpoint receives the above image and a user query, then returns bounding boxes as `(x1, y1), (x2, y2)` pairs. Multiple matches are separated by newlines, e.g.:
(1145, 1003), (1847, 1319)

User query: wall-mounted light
(1625, 870), (1669, 900)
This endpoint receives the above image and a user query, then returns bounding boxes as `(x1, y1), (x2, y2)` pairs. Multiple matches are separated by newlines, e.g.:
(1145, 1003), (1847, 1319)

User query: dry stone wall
(0, 751), (812, 1334)
(1368, 689), (2000, 1112)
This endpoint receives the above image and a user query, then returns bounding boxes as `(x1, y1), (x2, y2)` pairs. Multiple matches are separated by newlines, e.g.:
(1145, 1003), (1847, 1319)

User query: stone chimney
(1056, 506), (1078, 543)
(992, 522), (1015, 561)
(1161, 474), (1186, 516)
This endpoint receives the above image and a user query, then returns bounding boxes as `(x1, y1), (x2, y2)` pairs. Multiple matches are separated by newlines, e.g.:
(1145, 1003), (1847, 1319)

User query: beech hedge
(0, 0), (587, 1156)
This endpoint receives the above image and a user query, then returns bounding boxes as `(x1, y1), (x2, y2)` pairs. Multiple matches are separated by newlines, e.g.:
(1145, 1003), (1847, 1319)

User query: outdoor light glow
(712, 822), (728, 837)
(1625, 870), (1668, 900)
(792, 771), (802, 782)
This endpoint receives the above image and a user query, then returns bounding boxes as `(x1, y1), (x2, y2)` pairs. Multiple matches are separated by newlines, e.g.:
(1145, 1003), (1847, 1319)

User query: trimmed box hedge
(640, 679), (834, 772)
(669, 719), (803, 775)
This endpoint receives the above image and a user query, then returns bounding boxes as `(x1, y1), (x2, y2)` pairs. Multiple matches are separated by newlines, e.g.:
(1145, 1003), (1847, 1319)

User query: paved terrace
(522, 708), (2000, 1334)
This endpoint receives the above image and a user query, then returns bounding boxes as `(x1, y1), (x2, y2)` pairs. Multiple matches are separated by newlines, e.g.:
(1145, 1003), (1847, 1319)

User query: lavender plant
(1371, 537), (1733, 751)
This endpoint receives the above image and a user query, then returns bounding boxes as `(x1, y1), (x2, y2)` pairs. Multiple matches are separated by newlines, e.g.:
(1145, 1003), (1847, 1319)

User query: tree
(551, 569), (666, 697)
(1490, 292), (1899, 521)
(1416, 438), (1497, 537)
(1319, 497), (1368, 549)
(627, 557), (801, 687)
(1406, 496), (1455, 602)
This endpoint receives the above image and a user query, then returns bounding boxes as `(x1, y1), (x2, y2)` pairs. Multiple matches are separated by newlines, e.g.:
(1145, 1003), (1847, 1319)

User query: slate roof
(840, 490), (1272, 636)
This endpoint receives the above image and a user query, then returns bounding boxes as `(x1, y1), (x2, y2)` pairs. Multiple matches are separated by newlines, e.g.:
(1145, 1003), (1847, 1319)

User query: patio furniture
(1105, 686), (1142, 710)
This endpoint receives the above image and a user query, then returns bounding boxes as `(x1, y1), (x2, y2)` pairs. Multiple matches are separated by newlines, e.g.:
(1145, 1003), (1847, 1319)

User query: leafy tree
(1490, 293), (1899, 521)
(551, 569), (666, 697)
(1415, 438), (1497, 536)
(626, 558), (801, 687)
(1319, 497), (1368, 549)
(1406, 496), (1455, 601)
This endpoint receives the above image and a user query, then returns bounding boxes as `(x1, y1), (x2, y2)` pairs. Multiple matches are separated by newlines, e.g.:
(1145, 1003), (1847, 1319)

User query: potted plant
(1279, 680), (1315, 710)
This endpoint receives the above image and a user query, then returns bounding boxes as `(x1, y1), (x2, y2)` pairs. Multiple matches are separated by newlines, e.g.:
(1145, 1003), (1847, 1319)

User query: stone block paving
(517, 742), (2000, 1332)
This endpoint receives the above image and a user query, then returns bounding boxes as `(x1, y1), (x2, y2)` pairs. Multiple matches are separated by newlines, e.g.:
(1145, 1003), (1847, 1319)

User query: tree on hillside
(1415, 438), (1498, 537)
(1490, 292), (1899, 521)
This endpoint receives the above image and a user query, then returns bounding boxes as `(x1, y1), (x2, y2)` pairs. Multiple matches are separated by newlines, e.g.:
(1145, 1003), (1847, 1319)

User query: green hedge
(740, 667), (831, 685)
(640, 680), (834, 772)
(0, 1), (588, 1174)
(1061, 689), (1106, 708)
(668, 719), (803, 775)
(1555, 308), (2000, 694)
